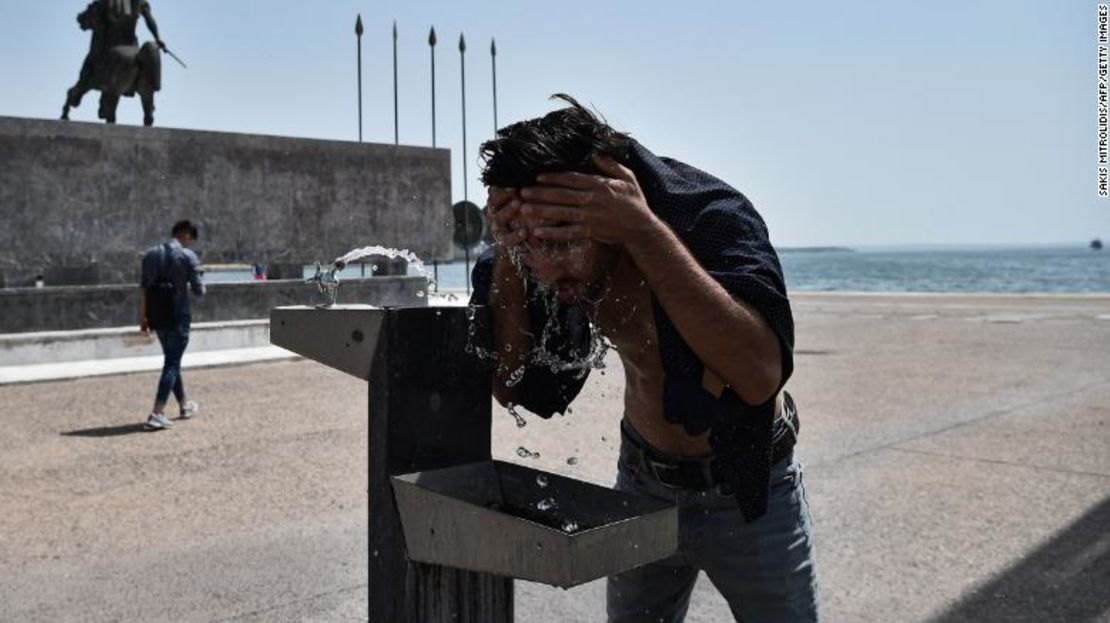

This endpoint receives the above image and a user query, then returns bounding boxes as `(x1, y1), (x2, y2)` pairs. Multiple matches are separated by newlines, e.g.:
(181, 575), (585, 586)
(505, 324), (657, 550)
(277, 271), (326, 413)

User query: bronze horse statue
(61, 0), (166, 126)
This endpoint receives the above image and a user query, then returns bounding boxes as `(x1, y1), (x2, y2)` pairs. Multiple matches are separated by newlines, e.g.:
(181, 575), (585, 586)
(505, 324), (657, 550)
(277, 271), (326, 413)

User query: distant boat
(1093, 239), (1104, 251)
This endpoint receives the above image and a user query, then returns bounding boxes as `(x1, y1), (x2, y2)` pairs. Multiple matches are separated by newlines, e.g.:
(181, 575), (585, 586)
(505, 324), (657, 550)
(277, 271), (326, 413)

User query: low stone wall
(0, 320), (272, 366)
(0, 276), (426, 333)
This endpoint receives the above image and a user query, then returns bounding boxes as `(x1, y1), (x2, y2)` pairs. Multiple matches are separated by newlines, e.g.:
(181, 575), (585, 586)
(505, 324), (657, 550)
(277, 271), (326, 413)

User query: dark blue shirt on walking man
(138, 219), (204, 430)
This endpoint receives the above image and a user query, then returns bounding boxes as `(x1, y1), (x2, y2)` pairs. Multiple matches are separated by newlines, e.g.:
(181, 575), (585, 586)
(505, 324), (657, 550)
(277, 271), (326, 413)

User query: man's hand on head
(486, 187), (528, 254)
(518, 154), (659, 247)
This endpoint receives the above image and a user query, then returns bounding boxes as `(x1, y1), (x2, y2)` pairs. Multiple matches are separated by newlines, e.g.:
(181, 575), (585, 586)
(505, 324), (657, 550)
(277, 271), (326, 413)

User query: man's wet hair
(480, 94), (631, 188)
(171, 220), (199, 240)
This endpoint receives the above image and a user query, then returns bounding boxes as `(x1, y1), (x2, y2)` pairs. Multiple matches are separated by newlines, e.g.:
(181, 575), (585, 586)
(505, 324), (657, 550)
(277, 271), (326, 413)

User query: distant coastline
(844, 242), (1095, 253)
(774, 242), (1101, 254)
(778, 246), (855, 253)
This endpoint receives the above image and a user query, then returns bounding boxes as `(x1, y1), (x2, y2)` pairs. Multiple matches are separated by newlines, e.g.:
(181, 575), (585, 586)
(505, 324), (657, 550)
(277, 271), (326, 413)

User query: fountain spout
(304, 261), (345, 307)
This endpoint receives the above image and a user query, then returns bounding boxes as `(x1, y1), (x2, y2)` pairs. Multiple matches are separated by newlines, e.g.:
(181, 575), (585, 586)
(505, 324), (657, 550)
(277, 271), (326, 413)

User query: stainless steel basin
(393, 460), (677, 588)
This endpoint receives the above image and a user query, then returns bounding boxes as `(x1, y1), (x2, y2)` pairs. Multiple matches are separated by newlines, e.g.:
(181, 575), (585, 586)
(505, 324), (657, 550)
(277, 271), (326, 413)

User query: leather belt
(620, 393), (799, 491)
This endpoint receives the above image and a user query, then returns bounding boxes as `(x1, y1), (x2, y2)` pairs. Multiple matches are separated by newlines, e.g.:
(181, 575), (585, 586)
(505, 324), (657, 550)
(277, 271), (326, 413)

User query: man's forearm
(488, 252), (533, 406)
(625, 217), (782, 405)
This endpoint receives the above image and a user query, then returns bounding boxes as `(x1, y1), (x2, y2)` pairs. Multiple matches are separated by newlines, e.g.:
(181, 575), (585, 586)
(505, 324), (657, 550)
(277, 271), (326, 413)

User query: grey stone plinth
(0, 116), (453, 287)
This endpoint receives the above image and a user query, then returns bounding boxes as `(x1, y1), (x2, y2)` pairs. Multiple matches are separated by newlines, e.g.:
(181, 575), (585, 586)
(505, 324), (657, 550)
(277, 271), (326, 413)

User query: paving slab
(809, 449), (1110, 623)
(1, 293), (1108, 622)
(895, 381), (1110, 478)
(0, 345), (298, 385)
(785, 294), (1110, 468)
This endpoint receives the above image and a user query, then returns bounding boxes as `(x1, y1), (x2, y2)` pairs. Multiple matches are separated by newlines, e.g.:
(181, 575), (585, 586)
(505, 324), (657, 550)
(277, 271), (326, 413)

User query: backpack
(146, 243), (177, 331)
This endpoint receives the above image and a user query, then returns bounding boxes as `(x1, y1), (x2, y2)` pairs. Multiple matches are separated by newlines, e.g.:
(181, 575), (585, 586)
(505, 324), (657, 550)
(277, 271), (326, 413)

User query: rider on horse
(63, 0), (167, 126)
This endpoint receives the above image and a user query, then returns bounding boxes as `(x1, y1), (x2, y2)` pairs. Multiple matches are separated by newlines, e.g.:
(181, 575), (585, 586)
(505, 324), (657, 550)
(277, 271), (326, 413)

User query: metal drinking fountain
(271, 304), (677, 622)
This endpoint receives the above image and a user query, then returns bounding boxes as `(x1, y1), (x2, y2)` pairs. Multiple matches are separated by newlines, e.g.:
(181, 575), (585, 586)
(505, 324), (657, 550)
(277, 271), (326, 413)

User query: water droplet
(566, 457), (578, 466)
(516, 446), (539, 459)
(416, 290), (425, 297)
(536, 474), (549, 488)
(561, 520), (579, 533)
(536, 497), (557, 512)
(507, 403), (527, 428)
(505, 366), (525, 388)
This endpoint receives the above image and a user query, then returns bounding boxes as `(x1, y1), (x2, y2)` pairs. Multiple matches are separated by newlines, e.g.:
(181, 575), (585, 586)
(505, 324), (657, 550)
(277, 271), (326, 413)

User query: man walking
(139, 220), (205, 431)
(473, 95), (819, 622)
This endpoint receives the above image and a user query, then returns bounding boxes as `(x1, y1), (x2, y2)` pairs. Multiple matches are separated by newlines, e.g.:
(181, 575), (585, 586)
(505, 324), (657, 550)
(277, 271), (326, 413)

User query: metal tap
(305, 260), (346, 307)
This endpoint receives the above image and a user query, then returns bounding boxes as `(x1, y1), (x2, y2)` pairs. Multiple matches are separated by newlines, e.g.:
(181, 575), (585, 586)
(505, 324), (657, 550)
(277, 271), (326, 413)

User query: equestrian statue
(61, 0), (184, 127)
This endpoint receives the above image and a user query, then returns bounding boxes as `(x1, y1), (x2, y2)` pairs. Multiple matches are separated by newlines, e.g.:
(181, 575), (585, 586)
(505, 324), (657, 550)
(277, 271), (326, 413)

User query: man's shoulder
(141, 242), (165, 259)
(630, 142), (754, 215)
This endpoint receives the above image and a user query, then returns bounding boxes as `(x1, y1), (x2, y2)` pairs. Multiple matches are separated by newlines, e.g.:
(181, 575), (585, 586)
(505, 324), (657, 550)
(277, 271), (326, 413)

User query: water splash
(505, 366), (525, 388)
(527, 284), (615, 377)
(333, 245), (435, 284)
(306, 245), (437, 307)
(506, 403), (527, 428)
(464, 303), (501, 361)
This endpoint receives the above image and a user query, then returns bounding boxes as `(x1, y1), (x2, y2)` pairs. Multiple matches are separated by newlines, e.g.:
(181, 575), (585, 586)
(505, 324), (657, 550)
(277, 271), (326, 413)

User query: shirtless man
(471, 95), (819, 622)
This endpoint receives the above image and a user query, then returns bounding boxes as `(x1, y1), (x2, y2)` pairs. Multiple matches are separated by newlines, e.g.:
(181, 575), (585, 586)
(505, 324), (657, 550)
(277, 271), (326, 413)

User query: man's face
(519, 237), (616, 304)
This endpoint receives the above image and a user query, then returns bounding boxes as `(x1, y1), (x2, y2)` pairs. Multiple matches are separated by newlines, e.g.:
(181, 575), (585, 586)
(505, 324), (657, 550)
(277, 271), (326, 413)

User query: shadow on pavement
(930, 494), (1110, 623)
(61, 423), (151, 437)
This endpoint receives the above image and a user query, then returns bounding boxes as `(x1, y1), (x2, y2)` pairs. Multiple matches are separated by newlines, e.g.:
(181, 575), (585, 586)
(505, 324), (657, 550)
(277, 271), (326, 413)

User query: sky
(0, 1), (1102, 248)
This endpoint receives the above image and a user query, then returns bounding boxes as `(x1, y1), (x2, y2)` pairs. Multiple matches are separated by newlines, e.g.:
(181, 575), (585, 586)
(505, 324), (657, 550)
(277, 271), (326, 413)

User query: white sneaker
(143, 413), (173, 431)
(180, 401), (199, 420)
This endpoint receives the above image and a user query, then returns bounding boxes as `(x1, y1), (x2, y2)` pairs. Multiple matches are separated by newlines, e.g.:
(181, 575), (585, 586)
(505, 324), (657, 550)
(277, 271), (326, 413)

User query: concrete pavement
(0, 292), (1107, 622)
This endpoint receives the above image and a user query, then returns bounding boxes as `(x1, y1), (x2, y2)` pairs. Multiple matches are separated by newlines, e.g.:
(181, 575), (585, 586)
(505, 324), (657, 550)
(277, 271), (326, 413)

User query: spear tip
(491, 38), (497, 56)
(393, 20), (397, 39)
(459, 33), (466, 52)
(355, 14), (363, 36)
(428, 26), (437, 46)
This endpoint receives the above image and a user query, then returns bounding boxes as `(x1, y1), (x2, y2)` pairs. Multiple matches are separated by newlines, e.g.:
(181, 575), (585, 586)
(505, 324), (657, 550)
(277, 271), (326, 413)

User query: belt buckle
(648, 457), (717, 491)
(647, 458), (685, 489)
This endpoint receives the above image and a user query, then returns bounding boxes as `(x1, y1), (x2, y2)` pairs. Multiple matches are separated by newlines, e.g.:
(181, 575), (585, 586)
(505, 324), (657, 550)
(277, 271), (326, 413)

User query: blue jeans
(154, 317), (190, 406)
(607, 430), (820, 622)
